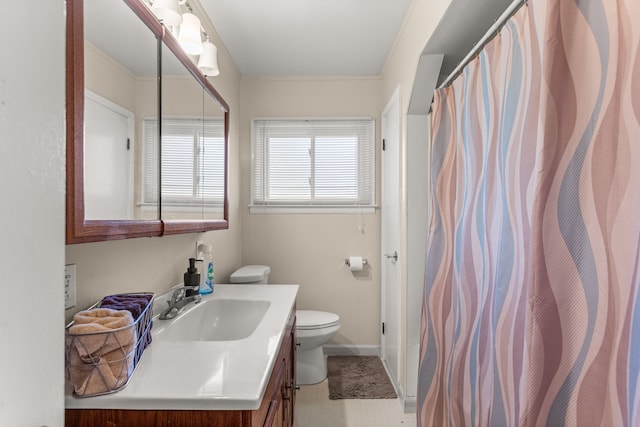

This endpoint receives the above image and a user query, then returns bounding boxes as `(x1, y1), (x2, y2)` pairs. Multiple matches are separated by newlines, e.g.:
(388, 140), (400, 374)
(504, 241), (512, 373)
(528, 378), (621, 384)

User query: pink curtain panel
(418, 0), (640, 425)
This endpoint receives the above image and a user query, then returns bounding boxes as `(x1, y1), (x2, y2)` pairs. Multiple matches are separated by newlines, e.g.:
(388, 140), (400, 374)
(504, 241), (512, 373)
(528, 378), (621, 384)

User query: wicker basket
(65, 293), (154, 397)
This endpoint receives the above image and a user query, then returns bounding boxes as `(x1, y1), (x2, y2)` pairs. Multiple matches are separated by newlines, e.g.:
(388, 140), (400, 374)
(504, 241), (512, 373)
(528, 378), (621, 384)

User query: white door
(84, 91), (134, 220)
(381, 87), (401, 387)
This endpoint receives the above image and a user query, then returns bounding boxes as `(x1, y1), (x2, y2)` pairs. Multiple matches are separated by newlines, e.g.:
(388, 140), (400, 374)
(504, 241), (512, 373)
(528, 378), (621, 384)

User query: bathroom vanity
(65, 285), (298, 427)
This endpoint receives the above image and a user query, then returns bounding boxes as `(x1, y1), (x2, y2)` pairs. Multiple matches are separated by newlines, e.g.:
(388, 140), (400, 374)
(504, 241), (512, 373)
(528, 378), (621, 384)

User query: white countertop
(65, 284), (299, 411)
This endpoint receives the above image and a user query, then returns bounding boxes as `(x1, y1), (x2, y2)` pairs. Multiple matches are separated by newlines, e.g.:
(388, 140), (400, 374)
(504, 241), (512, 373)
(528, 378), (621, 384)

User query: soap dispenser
(184, 258), (200, 297)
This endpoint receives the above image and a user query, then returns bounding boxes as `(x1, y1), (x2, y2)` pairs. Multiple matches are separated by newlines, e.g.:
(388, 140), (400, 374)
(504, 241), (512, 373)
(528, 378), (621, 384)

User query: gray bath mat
(327, 356), (397, 399)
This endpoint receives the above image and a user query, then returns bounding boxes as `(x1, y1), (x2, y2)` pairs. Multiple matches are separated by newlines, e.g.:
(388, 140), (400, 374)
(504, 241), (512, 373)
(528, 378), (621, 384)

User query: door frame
(380, 85), (402, 390)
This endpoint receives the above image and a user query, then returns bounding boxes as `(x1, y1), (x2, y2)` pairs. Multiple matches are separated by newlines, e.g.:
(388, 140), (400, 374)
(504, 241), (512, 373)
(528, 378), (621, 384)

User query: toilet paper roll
(349, 256), (364, 272)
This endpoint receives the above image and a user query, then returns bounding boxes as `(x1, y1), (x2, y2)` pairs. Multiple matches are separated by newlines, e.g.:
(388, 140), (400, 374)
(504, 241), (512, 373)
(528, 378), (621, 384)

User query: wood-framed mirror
(66, 0), (229, 244)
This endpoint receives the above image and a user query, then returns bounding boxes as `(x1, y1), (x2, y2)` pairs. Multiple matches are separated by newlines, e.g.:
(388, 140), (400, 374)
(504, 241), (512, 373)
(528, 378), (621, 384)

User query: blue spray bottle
(199, 244), (214, 295)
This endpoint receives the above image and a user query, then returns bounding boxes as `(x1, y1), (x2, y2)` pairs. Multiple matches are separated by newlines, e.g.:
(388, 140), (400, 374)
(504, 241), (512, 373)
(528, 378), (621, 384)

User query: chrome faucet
(159, 285), (201, 320)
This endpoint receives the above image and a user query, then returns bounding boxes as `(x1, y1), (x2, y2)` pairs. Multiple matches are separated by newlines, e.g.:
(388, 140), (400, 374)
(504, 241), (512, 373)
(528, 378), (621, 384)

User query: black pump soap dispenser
(184, 257), (200, 297)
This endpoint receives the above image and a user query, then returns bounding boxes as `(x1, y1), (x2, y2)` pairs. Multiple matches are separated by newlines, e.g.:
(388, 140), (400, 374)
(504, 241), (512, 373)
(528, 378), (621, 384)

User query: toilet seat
(296, 310), (340, 330)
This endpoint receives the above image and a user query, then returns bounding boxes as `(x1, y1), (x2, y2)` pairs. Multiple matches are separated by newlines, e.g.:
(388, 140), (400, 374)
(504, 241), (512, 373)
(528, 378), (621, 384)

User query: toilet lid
(230, 265), (270, 283)
(296, 310), (340, 330)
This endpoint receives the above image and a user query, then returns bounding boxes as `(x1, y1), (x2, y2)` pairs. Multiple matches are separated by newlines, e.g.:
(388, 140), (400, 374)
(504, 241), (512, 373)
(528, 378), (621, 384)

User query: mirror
(66, 0), (229, 244)
(160, 43), (226, 223)
(83, 0), (159, 222)
(157, 13), (229, 235)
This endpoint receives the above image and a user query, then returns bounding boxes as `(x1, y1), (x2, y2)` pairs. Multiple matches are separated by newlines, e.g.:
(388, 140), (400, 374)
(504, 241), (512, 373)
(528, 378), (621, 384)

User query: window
(251, 118), (375, 213)
(142, 117), (225, 209)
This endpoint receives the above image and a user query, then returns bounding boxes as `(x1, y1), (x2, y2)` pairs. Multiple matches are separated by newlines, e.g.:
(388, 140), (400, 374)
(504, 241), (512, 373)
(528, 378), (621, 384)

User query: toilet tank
(230, 265), (271, 284)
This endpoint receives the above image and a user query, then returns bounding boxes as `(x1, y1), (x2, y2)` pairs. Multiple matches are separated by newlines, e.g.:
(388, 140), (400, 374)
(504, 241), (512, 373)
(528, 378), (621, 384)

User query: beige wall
(66, 29), (243, 324)
(232, 0), (454, 353)
(239, 77), (383, 346)
(85, 42), (137, 112)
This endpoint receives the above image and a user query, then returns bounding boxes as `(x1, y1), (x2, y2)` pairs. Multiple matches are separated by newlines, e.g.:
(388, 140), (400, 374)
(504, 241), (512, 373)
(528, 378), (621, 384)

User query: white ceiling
(86, 0), (518, 83)
(198, 0), (413, 76)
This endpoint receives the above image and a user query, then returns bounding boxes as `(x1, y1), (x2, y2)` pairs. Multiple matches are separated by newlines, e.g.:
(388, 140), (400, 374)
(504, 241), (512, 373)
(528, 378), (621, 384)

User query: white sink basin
(66, 285), (299, 411)
(156, 298), (271, 342)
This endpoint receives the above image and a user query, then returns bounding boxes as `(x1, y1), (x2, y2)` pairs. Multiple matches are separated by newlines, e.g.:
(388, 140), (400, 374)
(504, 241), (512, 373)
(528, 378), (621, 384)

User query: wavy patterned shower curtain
(418, 0), (640, 425)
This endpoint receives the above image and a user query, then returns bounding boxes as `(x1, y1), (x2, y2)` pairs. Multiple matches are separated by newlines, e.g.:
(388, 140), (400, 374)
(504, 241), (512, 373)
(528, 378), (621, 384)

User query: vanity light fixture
(149, 0), (220, 77)
(150, 0), (183, 27)
(178, 12), (203, 55)
(197, 38), (220, 76)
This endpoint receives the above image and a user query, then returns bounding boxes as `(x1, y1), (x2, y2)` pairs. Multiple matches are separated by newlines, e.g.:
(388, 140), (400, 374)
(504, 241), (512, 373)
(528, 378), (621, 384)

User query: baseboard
(322, 344), (380, 357)
(403, 396), (417, 413)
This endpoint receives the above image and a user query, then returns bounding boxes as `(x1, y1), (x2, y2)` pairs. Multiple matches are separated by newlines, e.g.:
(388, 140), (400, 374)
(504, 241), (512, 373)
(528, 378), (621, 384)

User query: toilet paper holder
(344, 257), (368, 267)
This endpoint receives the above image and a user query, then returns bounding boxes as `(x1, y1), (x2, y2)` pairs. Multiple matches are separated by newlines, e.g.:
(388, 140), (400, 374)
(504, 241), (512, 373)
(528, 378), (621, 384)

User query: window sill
(139, 203), (224, 214)
(249, 205), (376, 214)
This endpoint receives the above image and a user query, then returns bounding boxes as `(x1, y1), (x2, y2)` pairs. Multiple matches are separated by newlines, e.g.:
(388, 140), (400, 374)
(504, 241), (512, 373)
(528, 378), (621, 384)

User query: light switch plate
(65, 264), (77, 309)
(196, 240), (204, 260)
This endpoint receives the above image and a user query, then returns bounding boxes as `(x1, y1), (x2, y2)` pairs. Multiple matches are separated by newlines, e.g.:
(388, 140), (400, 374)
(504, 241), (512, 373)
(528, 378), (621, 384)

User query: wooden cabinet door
(284, 317), (296, 426)
(263, 358), (286, 427)
(263, 397), (284, 427)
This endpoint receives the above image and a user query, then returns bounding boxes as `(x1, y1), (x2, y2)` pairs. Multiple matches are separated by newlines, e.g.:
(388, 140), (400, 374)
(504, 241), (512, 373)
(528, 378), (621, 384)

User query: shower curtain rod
(437, 0), (528, 89)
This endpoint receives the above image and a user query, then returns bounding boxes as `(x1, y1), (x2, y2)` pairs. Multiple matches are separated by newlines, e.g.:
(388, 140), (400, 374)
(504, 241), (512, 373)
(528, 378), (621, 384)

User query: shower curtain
(418, 0), (640, 425)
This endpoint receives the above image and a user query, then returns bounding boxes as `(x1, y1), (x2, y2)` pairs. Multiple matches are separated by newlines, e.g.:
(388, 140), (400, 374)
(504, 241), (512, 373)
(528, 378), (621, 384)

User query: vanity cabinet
(252, 309), (296, 427)
(65, 309), (296, 427)
(262, 315), (296, 427)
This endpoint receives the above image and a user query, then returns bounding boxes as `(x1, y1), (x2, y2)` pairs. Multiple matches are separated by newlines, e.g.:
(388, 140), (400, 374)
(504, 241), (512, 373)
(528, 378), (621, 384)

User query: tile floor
(293, 379), (417, 427)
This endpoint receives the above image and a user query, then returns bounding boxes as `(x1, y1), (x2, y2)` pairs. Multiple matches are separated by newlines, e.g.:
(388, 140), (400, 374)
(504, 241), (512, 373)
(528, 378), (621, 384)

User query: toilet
(230, 265), (341, 385)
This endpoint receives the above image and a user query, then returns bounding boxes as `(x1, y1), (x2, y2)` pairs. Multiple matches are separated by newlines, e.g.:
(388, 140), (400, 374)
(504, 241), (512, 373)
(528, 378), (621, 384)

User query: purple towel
(100, 294), (153, 349)
(100, 294), (152, 320)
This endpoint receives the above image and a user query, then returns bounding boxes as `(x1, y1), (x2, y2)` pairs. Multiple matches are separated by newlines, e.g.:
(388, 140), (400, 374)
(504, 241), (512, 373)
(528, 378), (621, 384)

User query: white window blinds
(251, 118), (375, 212)
(142, 117), (225, 207)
